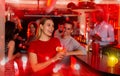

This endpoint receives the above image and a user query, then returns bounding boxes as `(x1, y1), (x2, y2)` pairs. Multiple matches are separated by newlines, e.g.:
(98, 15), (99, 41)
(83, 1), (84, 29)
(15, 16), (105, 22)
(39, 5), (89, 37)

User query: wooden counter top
(76, 52), (120, 75)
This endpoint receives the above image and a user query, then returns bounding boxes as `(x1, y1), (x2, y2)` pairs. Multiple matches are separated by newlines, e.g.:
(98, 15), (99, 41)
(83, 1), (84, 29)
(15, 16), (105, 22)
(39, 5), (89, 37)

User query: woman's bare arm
(29, 52), (65, 72)
(8, 40), (15, 60)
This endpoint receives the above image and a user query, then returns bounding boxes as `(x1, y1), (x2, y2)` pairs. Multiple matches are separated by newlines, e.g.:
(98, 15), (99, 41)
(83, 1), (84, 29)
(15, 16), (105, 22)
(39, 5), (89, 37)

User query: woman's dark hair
(27, 21), (38, 38)
(28, 21), (38, 30)
(5, 21), (16, 42)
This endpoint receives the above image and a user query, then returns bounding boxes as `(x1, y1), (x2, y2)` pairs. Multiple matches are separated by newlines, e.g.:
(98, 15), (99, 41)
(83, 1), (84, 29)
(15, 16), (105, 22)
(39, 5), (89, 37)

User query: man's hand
(92, 34), (101, 41)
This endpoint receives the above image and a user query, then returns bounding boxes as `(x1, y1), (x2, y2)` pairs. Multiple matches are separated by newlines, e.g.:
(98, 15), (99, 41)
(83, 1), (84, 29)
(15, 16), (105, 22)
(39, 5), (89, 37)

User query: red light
(71, 56), (77, 70)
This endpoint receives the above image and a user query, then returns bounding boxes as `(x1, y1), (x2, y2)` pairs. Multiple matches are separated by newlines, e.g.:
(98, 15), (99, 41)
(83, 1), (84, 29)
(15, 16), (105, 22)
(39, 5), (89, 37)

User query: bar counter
(76, 51), (120, 75)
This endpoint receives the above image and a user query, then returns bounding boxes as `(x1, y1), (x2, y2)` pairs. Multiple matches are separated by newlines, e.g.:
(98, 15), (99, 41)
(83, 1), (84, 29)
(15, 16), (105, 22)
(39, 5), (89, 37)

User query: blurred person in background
(52, 21), (87, 76)
(89, 11), (115, 47)
(25, 21), (39, 49)
(72, 20), (80, 36)
(11, 15), (24, 53)
(54, 23), (64, 39)
(11, 15), (23, 41)
(24, 21), (39, 76)
(11, 15), (25, 76)
(58, 21), (87, 66)
(5, 21), (16, 76)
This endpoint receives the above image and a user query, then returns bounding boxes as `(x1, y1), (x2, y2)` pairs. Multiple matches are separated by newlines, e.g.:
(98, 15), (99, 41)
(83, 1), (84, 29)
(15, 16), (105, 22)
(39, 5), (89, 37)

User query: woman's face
(29, 24), (36, 34)
(41, 19), (54, 37)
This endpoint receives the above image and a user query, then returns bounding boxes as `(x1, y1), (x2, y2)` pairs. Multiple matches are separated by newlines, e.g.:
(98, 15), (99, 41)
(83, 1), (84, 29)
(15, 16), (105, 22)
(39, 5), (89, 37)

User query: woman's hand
(52, 52), (65, 62)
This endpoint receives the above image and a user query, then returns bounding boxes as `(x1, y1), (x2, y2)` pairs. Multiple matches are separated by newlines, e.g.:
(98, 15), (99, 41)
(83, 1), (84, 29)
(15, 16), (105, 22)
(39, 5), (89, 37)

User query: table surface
(76, 52), (120, 75)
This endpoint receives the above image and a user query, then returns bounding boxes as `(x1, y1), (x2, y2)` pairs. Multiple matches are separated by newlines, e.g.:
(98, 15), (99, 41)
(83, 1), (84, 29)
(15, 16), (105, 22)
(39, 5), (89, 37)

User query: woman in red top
(28, 17), (65, 76)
